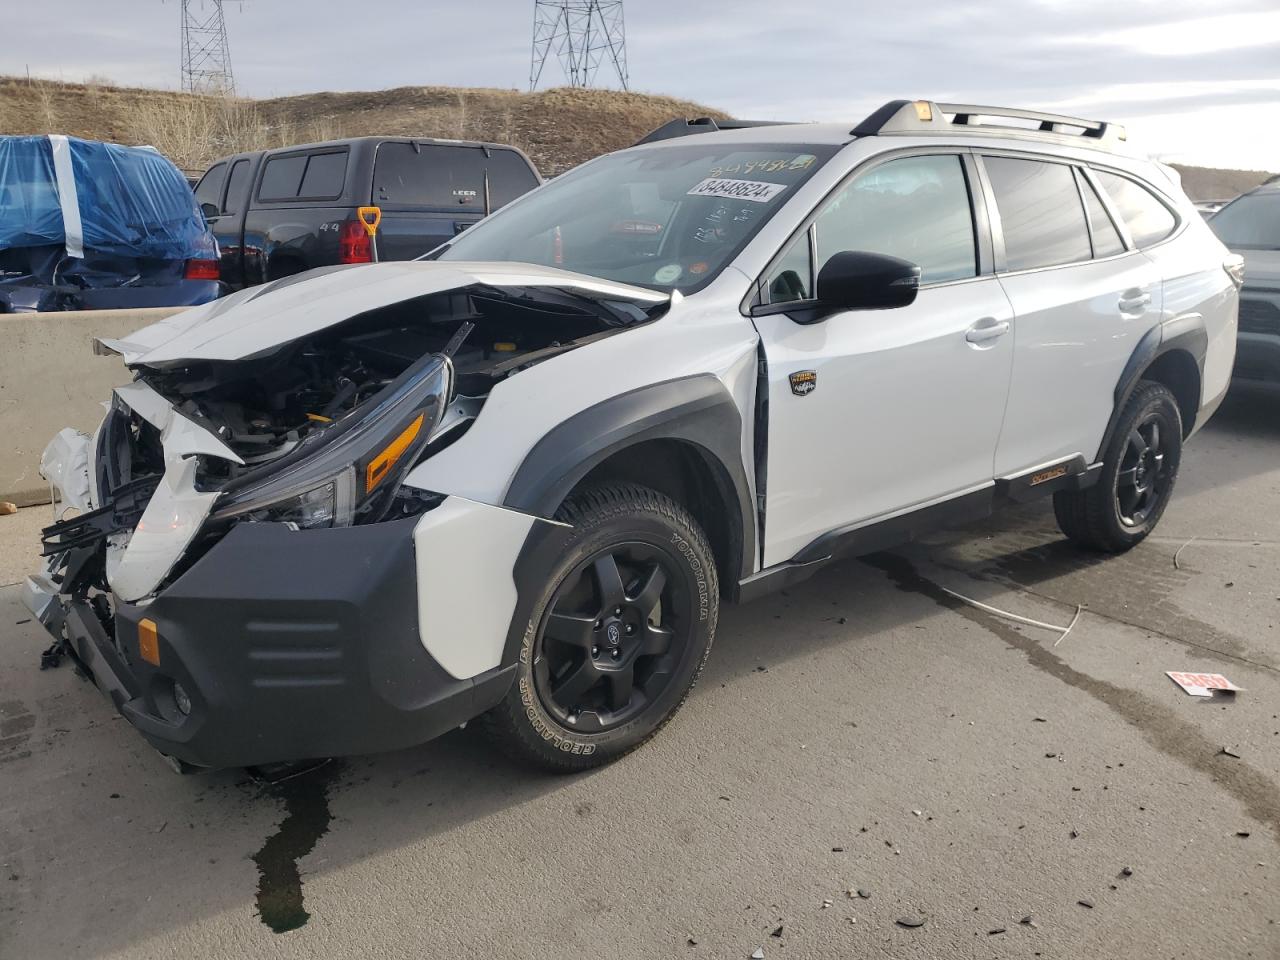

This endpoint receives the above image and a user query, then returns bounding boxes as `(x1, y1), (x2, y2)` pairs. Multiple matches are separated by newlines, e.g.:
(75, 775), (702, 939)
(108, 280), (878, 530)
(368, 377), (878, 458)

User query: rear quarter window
(298, 151), (348, 199)
(1080, 175), (1126, 257)
(486, 149), (540, 208)
(256, 150), (349, 202)
(1094, 170), (1178, 248)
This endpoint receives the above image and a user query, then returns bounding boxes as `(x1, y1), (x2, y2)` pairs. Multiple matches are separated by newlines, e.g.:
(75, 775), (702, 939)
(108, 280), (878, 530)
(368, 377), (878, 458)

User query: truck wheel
(1054, 380), (1182, 553)
(483, 483), (718, 772)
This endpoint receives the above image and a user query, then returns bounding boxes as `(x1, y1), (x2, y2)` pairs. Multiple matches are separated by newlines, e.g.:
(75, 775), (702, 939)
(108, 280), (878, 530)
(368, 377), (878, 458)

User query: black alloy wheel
(482, 482), (719, 771)
(534, 543), (687, 733)
(1115, 414), (1171, 527)
(1053, 379), (1182, 552)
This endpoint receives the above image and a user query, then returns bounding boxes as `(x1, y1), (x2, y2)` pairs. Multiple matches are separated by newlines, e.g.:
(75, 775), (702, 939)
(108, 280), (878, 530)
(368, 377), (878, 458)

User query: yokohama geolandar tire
(1053, 380), (1183, 553)
(482, 482), (719, 772)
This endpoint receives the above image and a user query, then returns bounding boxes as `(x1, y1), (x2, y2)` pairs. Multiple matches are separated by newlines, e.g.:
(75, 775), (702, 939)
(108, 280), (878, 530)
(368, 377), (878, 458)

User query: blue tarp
(0, 135), (210, 261)
(0, 136), (64, 250)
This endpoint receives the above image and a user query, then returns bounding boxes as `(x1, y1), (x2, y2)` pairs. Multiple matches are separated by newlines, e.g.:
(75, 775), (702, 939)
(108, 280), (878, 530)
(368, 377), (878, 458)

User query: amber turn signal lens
(138, 618), (160, 667)
(365, 413), (425, 494)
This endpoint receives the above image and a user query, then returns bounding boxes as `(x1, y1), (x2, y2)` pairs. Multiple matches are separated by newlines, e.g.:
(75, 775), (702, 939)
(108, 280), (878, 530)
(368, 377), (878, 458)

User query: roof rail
(633, 117), (793, 146)
(851, 99), (1127, 149)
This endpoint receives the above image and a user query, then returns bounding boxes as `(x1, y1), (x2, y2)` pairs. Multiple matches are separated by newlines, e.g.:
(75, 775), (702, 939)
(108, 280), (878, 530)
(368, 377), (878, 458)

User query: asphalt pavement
(2, 384), (1278, 960)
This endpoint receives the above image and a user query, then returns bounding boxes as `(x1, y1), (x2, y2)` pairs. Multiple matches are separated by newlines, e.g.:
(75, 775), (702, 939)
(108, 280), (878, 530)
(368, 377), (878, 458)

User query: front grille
(40, 476), (161, 557)
(1240, 295), (1280, 336)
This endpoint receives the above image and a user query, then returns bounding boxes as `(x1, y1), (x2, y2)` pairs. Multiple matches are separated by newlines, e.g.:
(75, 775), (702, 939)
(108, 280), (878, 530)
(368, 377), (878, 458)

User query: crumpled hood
(98, 260), (668, 366)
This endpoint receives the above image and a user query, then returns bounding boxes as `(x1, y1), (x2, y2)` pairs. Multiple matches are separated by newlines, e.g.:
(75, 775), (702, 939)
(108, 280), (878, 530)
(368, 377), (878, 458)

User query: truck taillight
(184, 258), (220, 280)
(340, 219), (373, 263)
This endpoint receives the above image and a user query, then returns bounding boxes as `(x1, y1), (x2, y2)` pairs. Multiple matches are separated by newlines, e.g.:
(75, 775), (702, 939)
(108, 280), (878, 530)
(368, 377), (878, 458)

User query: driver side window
(764, 154), (978, 304)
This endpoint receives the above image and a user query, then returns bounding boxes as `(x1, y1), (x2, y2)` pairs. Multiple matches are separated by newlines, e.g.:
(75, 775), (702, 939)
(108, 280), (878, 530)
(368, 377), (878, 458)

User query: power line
(530, 1), (628, 91)
(180, 0), (235, 95)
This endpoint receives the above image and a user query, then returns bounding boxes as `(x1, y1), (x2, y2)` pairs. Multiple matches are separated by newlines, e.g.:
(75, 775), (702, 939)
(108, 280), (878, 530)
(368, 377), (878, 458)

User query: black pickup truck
(193, 136), (542, 290)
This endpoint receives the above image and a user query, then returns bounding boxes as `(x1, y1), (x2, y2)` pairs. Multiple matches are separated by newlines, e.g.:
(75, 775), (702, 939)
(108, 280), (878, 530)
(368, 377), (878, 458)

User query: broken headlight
(230, 472), (357, 529)
(210, 354), (451, 529)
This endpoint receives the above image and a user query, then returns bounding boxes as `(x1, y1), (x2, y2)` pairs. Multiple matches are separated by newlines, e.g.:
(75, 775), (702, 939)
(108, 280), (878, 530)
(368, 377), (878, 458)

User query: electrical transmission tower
(180, 0), (235, 95)
(530, 1), (629, 91)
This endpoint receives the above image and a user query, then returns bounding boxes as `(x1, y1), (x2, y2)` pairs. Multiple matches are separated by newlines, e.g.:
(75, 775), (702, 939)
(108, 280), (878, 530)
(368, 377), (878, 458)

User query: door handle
(965, 318), (1010, 345)
(1118, 289), (1151, 313)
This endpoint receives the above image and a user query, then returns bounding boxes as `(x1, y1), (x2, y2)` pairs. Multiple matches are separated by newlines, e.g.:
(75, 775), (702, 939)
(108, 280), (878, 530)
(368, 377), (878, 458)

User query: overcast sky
(5, 0), (1280, 170)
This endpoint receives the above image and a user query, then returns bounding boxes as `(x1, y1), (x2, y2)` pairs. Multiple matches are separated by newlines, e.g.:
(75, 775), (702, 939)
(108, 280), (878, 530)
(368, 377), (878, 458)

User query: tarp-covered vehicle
(0, 135), (222, 312)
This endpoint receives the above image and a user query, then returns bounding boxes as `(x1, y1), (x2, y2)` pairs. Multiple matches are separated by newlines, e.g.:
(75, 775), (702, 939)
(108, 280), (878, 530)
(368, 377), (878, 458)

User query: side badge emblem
(789, 370), (817, 397)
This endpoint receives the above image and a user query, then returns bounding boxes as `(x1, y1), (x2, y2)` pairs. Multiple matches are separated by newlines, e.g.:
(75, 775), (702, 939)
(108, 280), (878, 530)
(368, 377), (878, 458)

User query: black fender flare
(1096, 316), (1207, 460)
(496, 374), (757, 672)
(503, 373), (757, 580)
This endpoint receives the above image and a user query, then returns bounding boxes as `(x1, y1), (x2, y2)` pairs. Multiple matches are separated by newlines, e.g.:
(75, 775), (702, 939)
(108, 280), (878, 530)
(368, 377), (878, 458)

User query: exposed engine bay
(132, 285), (659, 489)
(36, 273), (666, 605)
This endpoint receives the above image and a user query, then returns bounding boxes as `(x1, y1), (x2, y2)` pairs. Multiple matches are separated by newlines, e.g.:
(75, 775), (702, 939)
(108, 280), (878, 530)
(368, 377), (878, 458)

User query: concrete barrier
(0, 307), (182, 506)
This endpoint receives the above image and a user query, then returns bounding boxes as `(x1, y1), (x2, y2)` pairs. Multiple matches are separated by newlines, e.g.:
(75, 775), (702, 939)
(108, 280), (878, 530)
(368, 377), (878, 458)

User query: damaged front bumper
(20, 259), (649, 768)
(24, 513), (522, 769)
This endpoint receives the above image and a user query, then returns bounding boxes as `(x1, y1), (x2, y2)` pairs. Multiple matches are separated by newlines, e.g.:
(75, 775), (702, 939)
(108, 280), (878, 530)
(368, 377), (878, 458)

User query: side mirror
(815, 251), (921, 314)
(200, 202), (220, 221)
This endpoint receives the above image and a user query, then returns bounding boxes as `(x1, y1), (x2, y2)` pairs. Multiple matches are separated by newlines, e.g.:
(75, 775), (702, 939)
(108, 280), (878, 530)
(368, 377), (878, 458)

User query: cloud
(2, 0), (1277, 169)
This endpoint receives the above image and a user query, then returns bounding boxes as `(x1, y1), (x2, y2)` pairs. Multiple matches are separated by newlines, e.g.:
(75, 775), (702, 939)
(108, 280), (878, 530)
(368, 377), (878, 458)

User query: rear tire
(482, 482), (718, 772)
(1054, 380), (1182, 552)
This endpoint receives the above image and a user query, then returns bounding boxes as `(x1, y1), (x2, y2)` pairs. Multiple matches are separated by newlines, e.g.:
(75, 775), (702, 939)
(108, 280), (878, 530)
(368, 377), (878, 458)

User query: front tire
(1054, 380), (1183, 552)
(482, 483), (719, 772)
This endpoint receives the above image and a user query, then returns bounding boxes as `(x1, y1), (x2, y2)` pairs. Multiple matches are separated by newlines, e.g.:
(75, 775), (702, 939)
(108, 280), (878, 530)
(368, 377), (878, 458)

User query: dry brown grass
(7, 77), (1266, 197)
(0, 77), (724, 175)
(1168, 164), (1274, 203)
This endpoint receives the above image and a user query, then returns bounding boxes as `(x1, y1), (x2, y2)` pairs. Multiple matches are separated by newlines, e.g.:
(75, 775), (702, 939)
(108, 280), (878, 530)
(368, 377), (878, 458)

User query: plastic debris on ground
(938, 584), (1082, 644)
(1165, 671), (1243, 697)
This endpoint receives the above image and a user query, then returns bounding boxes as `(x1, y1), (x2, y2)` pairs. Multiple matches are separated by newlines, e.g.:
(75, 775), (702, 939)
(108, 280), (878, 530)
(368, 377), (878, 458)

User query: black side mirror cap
(816, 250), (921, 313)
(750, 250), (921, 323)
(199, 202), (221, 221)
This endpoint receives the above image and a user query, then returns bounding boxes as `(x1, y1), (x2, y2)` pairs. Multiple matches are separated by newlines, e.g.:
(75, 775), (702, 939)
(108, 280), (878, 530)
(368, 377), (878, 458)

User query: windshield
(1210, 188), (1280, 250)
(437, 142), (838, 292)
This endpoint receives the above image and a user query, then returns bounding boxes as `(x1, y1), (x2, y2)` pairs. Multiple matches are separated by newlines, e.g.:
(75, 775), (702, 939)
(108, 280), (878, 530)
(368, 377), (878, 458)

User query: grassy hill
(0, 77), (1272, 198)
(0, 77), (724, 176)
(1167, 164), (1273, 203)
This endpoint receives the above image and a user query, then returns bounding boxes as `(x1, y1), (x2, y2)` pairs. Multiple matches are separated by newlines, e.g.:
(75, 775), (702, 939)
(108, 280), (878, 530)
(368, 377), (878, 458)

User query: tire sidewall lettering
(518, 619), (595, 755)
(670, 531), (710, 622)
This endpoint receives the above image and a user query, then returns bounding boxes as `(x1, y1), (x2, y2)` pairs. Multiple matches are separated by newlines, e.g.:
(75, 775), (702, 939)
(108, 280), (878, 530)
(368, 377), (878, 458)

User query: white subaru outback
(25, 101), (1241, 772)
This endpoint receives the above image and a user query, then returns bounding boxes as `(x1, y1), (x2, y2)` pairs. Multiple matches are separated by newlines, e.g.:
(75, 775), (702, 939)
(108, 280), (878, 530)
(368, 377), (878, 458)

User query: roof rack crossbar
(851, 99), (1127, 148)
(943, 103), (1107, 137)
(633, 117), (793, 146)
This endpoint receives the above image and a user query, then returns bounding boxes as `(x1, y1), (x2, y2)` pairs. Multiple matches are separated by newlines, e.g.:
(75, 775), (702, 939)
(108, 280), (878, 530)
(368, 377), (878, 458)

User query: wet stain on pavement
(252, 761), (341, 933)
(976, 536), (1269, 669)
(921, 506), (1277, 671)
(867, 551), (1280, 844)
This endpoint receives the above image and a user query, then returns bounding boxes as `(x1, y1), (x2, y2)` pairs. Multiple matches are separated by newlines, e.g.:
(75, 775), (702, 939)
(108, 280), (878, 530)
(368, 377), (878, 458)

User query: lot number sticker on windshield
(687, 177), (788, 203)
